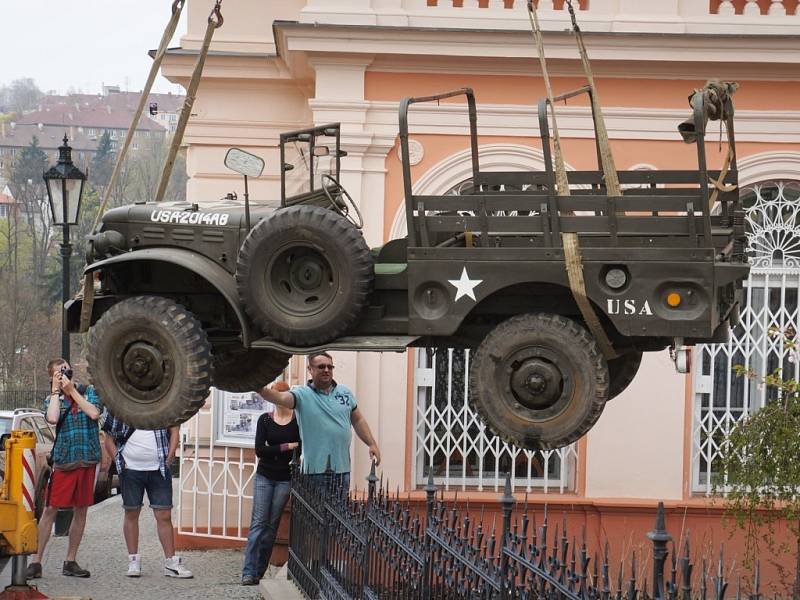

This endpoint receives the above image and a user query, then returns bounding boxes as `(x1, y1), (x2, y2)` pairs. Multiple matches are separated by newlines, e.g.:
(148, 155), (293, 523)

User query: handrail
(399, 88), (478, 246)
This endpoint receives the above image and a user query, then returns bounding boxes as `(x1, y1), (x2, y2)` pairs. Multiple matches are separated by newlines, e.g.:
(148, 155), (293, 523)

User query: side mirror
(0, 433), (9, 451)
(313, 146), (330, 158)
(224, 148), (265, 178)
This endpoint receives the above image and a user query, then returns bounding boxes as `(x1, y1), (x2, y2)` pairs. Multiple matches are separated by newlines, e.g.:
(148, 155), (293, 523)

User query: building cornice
(274, 21), (800, 72)
(309, 99), (800, 144)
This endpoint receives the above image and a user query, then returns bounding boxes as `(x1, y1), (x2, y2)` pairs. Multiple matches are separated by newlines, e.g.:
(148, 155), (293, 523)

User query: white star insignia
(448, 267), (482, 302)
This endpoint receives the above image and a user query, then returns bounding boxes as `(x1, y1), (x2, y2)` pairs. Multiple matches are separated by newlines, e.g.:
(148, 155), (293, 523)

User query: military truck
(67, 85), (748, 450)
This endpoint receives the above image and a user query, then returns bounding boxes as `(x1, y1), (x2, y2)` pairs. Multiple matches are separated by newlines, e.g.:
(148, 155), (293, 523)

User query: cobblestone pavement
(32, 492), (262, 600)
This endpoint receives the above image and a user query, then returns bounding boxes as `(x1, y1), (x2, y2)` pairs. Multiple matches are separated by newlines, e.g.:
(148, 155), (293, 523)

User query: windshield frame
(279, 123), (341, 206)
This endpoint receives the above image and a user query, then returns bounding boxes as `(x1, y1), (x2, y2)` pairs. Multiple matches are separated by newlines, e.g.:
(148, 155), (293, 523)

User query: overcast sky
(1, 0), (188, 95)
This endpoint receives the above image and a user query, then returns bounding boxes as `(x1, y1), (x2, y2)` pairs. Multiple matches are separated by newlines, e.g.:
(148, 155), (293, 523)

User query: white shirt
(121, 429), (160, 471)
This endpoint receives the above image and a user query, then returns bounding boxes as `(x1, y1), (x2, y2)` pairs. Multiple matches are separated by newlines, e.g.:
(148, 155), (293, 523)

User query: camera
(60, 366), (74, 380)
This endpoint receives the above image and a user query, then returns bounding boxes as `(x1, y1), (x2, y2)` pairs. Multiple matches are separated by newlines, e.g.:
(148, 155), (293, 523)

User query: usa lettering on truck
(150, 210), (230, 226)
(606, 298), (653, 316)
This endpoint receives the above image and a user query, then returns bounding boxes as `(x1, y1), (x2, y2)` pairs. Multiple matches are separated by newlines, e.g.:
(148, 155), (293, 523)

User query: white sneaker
(127, 554), (141, 577)
(164, 556), (193, 579)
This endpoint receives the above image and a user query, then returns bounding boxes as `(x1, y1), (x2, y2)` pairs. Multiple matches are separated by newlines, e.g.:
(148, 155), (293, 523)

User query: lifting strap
(79, 0), (223, 332)
(526, 1), (618, 360)
(79, 0), (187, 333)
(154, 0), (224, 203)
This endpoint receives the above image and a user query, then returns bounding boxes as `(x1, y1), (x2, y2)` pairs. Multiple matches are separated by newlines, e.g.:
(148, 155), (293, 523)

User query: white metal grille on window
(413, 347), (576, 493)
(692, 181), (800, 494)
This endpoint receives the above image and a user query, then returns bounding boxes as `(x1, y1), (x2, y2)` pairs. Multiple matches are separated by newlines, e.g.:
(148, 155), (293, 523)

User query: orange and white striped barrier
(20, 448), (36, 515)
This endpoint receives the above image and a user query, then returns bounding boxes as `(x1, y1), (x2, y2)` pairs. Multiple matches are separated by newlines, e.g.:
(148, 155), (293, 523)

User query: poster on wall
(213, 388), (275, 447)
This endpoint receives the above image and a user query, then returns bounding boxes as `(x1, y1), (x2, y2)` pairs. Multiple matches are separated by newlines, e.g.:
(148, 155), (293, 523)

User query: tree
(127, 137), (187, 203)
(91, 131), (114, 189)
(8, 137), (52, 293)
(722, 333), (800, 599)
(0, 78), (43, 115)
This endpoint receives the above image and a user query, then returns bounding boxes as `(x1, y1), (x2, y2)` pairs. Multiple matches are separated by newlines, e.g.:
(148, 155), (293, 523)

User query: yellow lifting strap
(79, 0), (223, 332)
(79, 0), (188, 332)
(154, 0), (224, 203)
(526, 1), (618, 360)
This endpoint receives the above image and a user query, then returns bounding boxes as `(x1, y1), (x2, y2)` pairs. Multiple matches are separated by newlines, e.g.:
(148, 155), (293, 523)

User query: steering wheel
(321, 174), (363, 229)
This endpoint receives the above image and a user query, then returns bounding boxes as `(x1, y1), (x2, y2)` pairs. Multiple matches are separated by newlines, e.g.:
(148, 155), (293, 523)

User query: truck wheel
(469, 313), (609, 450)
(211, 348), (291, 393)
(607, 351), (643, 400)
(236, 205), (373, 346)
(87, 296), (212, 429)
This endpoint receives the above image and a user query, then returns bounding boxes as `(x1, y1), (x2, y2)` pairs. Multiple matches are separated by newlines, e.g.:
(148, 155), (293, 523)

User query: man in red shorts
(26, 358), (102, 579)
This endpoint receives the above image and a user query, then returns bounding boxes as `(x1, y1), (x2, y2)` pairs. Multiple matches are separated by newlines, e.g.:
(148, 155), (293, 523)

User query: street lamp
(44, 135), (86, 362)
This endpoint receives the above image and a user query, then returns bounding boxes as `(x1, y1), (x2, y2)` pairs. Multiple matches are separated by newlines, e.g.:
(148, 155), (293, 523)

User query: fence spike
(681, 538), (692, 600)
(753, 561), (760, 600)
(701, 558), (708, 600)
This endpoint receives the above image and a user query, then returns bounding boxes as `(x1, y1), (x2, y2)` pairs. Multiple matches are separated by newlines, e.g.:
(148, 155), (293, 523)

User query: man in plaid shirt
(102, 413), (192, 578)
(27, 358), (102, 580)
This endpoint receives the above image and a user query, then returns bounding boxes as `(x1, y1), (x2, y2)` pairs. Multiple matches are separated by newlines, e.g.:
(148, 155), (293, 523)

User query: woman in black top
(241, 399), (300, 585)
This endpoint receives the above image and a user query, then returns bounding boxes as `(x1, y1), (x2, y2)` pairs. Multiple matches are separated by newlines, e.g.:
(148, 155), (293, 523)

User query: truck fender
(84, 248), (253, 346)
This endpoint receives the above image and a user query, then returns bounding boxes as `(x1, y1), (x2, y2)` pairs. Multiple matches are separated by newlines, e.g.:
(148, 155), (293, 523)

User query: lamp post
(44, 135), (86, 363)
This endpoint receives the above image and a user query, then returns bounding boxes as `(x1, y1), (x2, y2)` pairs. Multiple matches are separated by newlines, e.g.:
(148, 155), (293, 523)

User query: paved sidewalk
(32, 492), (263, 600)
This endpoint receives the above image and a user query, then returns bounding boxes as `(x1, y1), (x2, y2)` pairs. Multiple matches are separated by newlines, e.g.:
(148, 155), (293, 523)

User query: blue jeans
(242, 474), (291, 579)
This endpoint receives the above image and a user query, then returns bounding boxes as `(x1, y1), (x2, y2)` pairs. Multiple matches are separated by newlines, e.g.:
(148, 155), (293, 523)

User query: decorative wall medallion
(397, 138), (424, 166)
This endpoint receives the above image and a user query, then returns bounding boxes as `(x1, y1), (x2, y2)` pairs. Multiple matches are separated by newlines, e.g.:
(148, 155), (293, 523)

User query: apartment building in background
(0, 87), (183, 185)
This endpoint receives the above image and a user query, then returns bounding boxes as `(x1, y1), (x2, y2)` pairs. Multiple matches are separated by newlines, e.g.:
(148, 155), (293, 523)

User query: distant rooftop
(16, 88), (185, 132)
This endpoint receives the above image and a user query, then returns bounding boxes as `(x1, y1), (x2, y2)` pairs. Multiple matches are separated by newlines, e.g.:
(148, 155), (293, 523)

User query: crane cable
(526, 0), (618, 360)
(79, 0), (223, 332)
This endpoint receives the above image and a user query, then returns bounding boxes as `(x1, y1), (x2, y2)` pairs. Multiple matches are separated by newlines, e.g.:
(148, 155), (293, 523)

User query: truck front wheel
(469, 313), (609, 450)
(88, 296), (212, 429)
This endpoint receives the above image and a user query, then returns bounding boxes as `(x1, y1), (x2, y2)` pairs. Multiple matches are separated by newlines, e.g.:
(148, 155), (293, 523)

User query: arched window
(692, 179), (800, 493)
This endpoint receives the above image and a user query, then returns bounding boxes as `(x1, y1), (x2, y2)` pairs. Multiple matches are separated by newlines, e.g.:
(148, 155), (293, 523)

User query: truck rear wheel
(469, 313), (609, 450)
(211, 348), (291, 393)
(87, 296), (212, 429)
(608, 351), (643, 400)
(235, 205), (373, 346)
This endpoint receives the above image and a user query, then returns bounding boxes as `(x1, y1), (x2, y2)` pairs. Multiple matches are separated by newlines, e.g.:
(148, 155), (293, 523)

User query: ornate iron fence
(288, 465), (762, 600)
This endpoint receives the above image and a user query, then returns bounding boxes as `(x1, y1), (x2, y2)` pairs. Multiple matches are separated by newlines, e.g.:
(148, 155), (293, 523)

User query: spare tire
(211, 348), (291, 393)
(236, 205), (373, 346)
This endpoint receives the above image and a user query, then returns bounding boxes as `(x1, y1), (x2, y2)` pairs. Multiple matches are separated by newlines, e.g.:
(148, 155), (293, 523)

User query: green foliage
(723, 332), (800, 597)
(91, 131), (114, 189)
(11, 135), (47, 186)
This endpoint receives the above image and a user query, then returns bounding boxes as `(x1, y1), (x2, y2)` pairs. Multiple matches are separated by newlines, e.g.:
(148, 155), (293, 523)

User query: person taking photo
(27, 358), (102, 580)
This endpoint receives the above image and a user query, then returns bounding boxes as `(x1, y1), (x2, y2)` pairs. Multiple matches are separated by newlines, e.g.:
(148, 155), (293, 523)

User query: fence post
(363, 460), (378, 592)
(422, 470), (437, 599)
(647, 501), (672, 600)
(319, 455), (334, 581)
(499, 473), (515, 600)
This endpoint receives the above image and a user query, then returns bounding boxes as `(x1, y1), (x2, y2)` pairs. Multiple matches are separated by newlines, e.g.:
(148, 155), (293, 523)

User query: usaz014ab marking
(150, 210), (230, 226)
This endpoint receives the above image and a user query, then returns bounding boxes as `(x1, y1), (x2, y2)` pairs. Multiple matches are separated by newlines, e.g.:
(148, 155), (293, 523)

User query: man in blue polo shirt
(258, 352), (380, 490)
